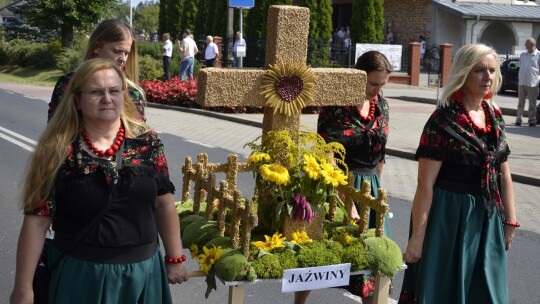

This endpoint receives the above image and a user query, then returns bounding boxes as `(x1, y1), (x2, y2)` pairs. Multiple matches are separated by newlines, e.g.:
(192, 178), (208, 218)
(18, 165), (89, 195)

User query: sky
(127, 0), (148, 8)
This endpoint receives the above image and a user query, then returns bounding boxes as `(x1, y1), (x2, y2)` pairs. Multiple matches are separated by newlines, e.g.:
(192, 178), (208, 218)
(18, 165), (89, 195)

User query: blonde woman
(48, 19), (147, 122)
(398, 44), (517, 304)
(11, 59), (187, 304)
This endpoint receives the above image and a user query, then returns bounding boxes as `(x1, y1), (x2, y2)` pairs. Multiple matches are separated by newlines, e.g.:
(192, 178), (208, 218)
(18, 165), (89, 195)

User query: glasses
(79, 88), (124, 100)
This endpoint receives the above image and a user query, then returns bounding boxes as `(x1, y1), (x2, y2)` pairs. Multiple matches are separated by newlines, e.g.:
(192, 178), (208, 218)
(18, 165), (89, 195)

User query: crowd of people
(9, 17), (519, 304)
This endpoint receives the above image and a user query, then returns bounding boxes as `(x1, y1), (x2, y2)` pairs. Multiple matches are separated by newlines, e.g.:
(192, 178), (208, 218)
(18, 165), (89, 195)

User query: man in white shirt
(517, 37), (540, 127)
(232, 31), (246, 68)
(178, 29), (198, 81)
(161, 33), (173, 80)
(204, 36), (219, 67)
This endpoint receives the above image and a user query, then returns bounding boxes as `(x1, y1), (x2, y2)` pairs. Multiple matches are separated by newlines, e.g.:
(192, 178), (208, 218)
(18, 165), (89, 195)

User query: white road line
(185, 139), (216, 148)
(0, 126), (37, 145)
(0, 126), (36, 152)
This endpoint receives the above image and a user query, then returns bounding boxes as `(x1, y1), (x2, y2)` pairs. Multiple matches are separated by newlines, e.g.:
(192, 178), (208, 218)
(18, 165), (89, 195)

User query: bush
(55, 48), (83, 73)
(138, 41), (162, 60)
(138, 54), (163, 80)
(27, 40), (62, 69)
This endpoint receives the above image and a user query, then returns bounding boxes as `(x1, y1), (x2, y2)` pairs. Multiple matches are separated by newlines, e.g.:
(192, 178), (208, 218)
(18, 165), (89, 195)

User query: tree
(11, 0), (116, 47)
(299, 0), (333, 66)
(351, 0), (384, 44)
(194, 0), (209, 37)
(133, 2), (159, 34)
(180, 0), (198, 37)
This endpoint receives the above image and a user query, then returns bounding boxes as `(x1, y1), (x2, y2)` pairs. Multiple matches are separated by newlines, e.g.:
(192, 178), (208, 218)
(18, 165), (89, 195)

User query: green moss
(363, 236), (402, 277)
(252, 254), (283, 279)
(204, 236), (233, 250)
(214, 250), (252, 281)
(181, 220), (219, 248)
(341, 243), (369, 271)
(296, 243), (341, 268)
(275, 250), (298, 270)
(180, 214), (204, 234)
(360, 228), (377, 239)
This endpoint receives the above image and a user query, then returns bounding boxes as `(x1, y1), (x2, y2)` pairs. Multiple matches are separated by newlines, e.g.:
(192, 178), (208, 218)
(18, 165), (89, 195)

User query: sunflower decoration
(259, 61), (317, 117)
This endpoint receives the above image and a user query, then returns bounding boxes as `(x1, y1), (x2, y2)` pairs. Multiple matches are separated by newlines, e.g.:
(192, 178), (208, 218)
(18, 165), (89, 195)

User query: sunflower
(247, 152), (271, 164)
(260, 163), (290, 185)
(190, 244), (200, 259)
(302, 154), (321, 180)
(197, 245), (223, 275)
(320, 163), (348, 187)
(259, 61), (317, 117)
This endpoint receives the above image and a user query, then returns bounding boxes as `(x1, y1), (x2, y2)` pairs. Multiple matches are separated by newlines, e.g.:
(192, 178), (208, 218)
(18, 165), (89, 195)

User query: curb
(146, 103), (540, 187)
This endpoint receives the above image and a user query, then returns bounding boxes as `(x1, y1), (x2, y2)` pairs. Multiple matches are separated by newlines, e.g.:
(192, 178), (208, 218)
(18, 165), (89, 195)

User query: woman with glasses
(47, 19), (146, 122)
(10, 59), (187, 304)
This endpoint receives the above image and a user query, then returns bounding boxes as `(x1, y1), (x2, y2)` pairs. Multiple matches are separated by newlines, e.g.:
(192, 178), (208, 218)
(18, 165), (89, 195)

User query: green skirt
(398, 187), (508, 304)
(47, 245), (173, 304)
(353, 172), (391, 237)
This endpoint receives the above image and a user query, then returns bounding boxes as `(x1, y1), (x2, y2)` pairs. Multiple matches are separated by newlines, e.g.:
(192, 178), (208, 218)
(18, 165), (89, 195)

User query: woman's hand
(9, 287), (33, 304)
(403, 235), (424, 264)
(503, 225), (516, 251)
(166, 262), (189, 284)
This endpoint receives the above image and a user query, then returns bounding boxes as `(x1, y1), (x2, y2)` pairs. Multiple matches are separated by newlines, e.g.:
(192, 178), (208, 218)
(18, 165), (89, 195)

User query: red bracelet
(164, 254), (187, 264)
(503, 221), (520, 228)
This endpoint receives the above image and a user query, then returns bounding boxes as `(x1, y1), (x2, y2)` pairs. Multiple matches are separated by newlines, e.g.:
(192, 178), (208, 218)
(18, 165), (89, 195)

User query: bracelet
(164, 254), (187, 264)
(503, 221), (520, 228)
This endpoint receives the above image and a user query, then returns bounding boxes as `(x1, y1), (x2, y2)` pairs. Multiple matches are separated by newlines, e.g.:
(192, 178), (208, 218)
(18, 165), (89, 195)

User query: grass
(0, 66), (63, 87)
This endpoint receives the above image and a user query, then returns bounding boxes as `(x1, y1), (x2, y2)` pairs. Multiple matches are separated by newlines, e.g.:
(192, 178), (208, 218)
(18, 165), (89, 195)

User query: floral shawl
(317, 95), (390, 169)
(25, 129), (174, 218)
(47, 72), (147, 122)
(416, 101), (510, 216)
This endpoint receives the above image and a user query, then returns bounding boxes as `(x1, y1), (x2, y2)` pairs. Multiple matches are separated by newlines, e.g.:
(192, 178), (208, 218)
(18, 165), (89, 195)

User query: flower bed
(139, 77), (320, 114)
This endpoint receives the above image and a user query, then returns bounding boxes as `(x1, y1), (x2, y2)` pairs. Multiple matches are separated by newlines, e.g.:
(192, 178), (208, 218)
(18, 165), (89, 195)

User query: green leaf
(204, 269), (217, 298)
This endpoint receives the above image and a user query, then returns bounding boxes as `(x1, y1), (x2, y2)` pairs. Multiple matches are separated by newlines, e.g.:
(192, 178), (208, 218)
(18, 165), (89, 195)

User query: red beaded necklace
(358, 99), (375, 122)
(458, 101), (492, 135)
(81, 123), (125, 157)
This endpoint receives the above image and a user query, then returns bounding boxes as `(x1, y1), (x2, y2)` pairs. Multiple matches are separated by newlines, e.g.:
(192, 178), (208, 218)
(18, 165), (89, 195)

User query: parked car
(499, 58), (519, 94)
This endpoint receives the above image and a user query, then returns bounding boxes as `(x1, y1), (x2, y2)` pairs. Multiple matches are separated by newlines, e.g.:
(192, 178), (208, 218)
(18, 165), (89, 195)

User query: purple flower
(292, 195), (314, 222)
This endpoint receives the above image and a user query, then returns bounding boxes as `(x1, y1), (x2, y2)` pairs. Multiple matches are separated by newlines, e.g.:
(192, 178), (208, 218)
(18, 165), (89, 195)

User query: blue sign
(229, 0), (255, 8)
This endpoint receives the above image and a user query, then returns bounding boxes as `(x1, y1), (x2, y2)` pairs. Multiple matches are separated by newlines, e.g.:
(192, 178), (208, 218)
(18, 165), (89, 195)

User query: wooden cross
(196, 5), (366, 135)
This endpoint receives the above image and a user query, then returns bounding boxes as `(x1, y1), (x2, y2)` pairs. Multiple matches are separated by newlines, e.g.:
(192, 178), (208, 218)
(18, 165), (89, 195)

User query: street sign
(229, 0), (255, 8)
(236, 44), (246, 58)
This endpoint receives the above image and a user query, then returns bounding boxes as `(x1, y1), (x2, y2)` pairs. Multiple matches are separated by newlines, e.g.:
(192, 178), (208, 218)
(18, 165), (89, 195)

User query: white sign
(236, 44), (246, 58)
(355, 44), (403, 71)
(281, 263), (351, 293)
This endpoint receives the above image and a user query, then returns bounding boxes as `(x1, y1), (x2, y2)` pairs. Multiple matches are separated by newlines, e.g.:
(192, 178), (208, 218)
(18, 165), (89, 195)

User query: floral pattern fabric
(416, 101), (510, 216)
(317, 95), (390, 169)
(25, 129), (174, 218)
(47, 72), (146, 122)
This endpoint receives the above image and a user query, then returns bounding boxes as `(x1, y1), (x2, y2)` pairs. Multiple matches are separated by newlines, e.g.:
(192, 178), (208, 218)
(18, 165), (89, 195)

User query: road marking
(0, 126), (36, 152)
(185, 139), (216, 148)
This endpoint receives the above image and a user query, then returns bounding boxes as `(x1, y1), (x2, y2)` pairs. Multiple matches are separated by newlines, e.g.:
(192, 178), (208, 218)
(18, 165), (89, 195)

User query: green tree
(299, 0), (333, 66)
(351, 0), (384, 44)
(133, 2), (159, 34)
(159, 0), (182, 38)
(194, 0), (209, 36)
(180, 0), (198, 37)
(206, 0), (228, 38)
(245, 0), (292, 67)
(12, 0), (116, 47)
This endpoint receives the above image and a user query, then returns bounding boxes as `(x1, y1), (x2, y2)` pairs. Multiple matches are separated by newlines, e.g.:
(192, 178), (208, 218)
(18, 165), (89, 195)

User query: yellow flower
(247, 152), (271, 164)
(320, 164), (348, 187)
(302, 154), (321, 180)
(190, 244), (200, 259)
(290, 230), (312, 244)
(333, 231), (353, 245)
(251, 232), (286, 252)
(197, 245), (223, 275)
(260, 163), (290, 185)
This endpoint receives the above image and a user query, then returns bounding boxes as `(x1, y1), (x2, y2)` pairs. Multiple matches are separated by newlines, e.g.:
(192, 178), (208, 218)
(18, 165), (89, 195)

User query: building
(332, 0), (540, 56)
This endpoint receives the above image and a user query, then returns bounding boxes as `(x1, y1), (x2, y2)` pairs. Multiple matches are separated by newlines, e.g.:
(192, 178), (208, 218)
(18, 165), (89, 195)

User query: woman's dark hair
(354, 50), (392, 74)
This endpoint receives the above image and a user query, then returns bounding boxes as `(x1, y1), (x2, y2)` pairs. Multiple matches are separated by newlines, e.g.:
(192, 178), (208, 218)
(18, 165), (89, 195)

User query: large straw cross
(196, 5), (366, 135)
